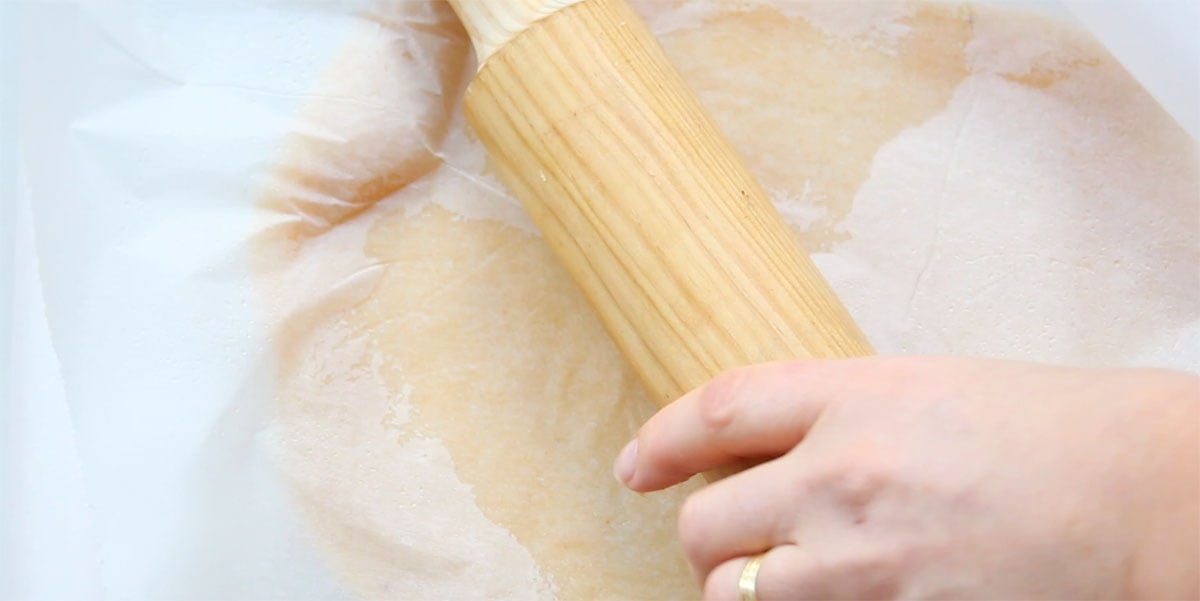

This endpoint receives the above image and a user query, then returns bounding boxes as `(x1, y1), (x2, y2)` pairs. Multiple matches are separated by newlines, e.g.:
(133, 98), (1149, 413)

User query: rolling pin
(447, 0), (873, 411)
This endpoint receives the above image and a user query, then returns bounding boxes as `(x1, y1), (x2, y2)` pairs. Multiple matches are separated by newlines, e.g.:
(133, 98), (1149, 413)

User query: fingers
(704, 546), (810, 601)
(704, 544), (902, 601)
(676, 455), (805, 579)
(619, 358), (886, 491)
(679, 453), (908, 599)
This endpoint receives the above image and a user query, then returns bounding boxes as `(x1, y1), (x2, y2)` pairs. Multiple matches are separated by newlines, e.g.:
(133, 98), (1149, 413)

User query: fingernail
(614, 439), (638, 485)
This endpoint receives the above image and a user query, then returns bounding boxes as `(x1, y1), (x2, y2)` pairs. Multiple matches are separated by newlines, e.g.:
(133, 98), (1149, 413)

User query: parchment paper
(8, 0), (1197, 598)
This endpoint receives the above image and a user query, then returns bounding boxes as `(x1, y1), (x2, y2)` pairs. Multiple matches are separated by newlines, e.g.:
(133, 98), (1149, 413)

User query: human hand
(613, 356), (1200, 599)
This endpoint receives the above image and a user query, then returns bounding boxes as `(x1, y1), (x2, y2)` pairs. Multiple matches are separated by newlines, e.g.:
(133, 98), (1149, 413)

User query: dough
(253, 1), (1198, 598)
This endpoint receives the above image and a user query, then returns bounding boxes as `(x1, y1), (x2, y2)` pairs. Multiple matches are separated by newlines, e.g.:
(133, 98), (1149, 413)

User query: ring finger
(678, 453), (806, 579)
(704, 545), (810, 601)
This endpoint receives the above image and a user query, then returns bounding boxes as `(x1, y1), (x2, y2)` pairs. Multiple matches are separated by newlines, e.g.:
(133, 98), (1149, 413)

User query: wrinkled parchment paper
(10, 0), (1198, 598)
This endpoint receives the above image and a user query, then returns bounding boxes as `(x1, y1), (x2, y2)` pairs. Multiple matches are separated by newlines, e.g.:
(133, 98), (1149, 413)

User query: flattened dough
(255, 1), (1198, 598)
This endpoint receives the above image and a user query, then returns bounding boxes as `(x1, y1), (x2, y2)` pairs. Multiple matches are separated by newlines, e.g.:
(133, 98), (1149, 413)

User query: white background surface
(1, 0), (1196, 599)
(6, 162), (100, 599)
(5, 3), (360, 597)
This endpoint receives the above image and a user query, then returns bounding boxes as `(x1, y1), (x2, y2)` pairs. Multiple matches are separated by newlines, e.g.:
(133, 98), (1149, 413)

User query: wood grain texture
(446, 0), (583, 63)
(464, 0), (873, 408)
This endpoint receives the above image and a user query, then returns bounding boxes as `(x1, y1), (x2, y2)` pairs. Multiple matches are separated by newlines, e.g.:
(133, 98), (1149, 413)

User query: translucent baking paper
(7, 0), (1197, 598)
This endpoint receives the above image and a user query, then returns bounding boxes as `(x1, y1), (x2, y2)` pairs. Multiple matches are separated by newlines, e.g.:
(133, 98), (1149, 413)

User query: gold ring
(738, 552), (766, 601)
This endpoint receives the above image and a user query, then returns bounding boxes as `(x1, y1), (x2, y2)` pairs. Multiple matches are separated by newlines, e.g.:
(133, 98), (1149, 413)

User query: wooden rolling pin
(448, 0), (873, 410)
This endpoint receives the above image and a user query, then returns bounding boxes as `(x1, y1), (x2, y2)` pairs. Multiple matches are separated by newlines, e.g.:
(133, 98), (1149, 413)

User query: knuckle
(676, 493), (712, 561)
(838, 464), (891, 504)
(818, 448), (901, 517)
(695, 369), (745, 432)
